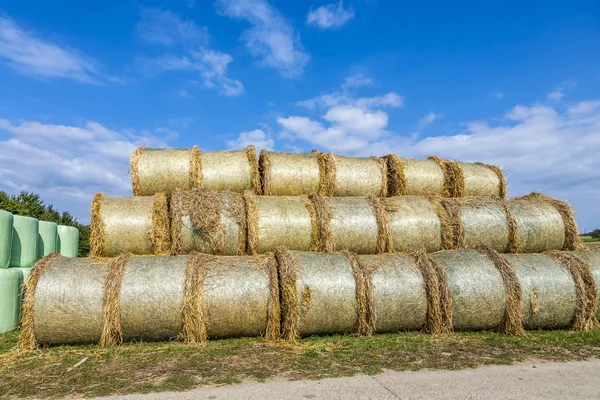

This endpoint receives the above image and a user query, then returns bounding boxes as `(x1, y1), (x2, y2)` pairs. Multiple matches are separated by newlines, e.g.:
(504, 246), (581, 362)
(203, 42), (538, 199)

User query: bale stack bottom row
(20, 248), (600, 348)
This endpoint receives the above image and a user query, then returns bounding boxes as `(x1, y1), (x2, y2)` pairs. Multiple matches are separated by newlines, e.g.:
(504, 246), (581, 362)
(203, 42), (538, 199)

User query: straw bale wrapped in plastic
(426, 157), (507, 198)
(311, 195), (388, 254)
(431, 251), (507, 331)
(385, 156), (446, 196)
(506, 193), (582, 253)
(0, 210), (13, 268)
(277, 249), (367, 340)
(37, 221), (58, 258)
(383, 196), (446, 253)
(90, 193), (170, 257)
(171, 189), (246, 256)
(10, 215), (39, 267)
(245, 193), (316, 254)
(505, 254), (577, 330)
(259, 150), (321, 196)
(0, 268), (23, 333)
(57, 225), (79, 257)
(131, 146), (259, 196)
(357, 254), (427, 333)
(20, 253), (280, 347)
(573, 251), (600, 320)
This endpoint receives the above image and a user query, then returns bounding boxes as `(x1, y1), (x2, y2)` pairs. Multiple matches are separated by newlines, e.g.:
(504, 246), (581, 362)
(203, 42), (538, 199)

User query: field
(1, 329), (600, 399)
(581, 236), (599, 243)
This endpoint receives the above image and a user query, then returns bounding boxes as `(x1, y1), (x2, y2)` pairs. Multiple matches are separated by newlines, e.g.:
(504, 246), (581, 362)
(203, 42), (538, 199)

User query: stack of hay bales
(18, 145), (597, 346)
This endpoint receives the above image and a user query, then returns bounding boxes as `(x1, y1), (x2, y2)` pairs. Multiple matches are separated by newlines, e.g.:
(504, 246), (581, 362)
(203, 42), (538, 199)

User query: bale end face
(275, 247), (300, 342)
(245, 146), (261, 195)
(151, 193), (171, 255)
(258, 149), (272, 196)
(100, 253), (131, 347)
(89, 193), (106, 258)
(130, 147), (147, 196)
(19, 253), (62, 350)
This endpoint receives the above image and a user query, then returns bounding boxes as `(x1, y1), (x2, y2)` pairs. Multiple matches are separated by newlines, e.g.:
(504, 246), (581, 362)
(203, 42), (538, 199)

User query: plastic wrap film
(506, 198), (566, 253)
(37, 221), (58, 258)
(432, 251), (506, 331)
(250, 195), (315, 254)
(10, 215), (39, 267)
(384, 196), (442, 253)
(0, 210), (13, 268)
(358, 254), (427, 333)
(331, 155), (386, 197)
(32, 257), (106, 345)
(327, 197), (379, 254)
(259, 150), (320, 196)
(506, 254), (576, 329)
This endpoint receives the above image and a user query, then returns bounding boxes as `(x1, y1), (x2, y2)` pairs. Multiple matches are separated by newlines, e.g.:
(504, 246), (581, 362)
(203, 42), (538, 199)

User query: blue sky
(0, 0), (599, 229)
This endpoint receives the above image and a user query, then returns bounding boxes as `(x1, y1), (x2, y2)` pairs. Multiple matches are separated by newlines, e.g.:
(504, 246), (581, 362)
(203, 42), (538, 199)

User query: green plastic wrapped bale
(0, 268), (23, 333)
(57, 225), (79, 258)
(573, 251), (600, 320)
(431, 251), (506, 331)
(10, 215), (39, 267)
(12, 267), (32, 324)
(37, 221), (58, 259)
(505, 254), (576, 330)
(0, 210), (13, 268)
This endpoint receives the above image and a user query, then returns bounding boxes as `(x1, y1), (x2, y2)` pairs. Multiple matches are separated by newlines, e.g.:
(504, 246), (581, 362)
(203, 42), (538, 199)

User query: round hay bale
(201, 147), (260, 194)
(131, 147), (201, 196)
(277, 249), (362, 339)
(171, 189), (246, 256)
(573, 251), (600, 321)
(357, 254), (427, 333)
(56, 225), (79, 258)
(326, 154), (387, 197)
(0, 210), (13, 268)
(431, 251), (506, 331)
(443, 198), (515, 252)
(22, 253), (280, 346)
(511, 192), (582, 251)
(383, 196), (444, 253)
(120, 256), (187, 342)
(313, 196), (380, 254)
(245, 194), (316, 254)
(197, 254), (280, 340)
(21, 255), (106, 346)
(37, 221), (58, 259)
(259, 150), (320, 195)
(90, 193), (170, 257)
(505, 196), (567, 253)
(385, 155), (445, 196)
(131, 146), (259, 196)
(505, 254), (577, 329)
(10, 215), (39, 268)
(457, 162), (505, 198)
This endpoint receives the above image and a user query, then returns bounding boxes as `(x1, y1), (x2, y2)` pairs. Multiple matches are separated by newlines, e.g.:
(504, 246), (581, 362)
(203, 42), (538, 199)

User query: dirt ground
(93, 358), (600, 400)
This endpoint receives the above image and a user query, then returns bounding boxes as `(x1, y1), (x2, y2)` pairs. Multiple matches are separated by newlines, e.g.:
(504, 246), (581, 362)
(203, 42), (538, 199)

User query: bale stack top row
(130, 146), (506, 198)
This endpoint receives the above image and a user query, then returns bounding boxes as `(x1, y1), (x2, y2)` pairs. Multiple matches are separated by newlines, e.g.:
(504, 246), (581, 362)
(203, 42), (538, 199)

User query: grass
(581, 236), (599, 243)
(1, 329), (600, 399)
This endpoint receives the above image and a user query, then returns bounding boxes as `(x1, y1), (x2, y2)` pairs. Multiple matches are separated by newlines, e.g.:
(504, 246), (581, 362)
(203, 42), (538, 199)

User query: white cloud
(137, 8), (209, 47)
(548, 90), (564, 102)
(358, 101), (600, 227)
(0, 15), (103, 84)
(137, 9), (244, 96)
(342, 73), (373, 89)
(0, 119), (171, 223)
(227, 129), (274, 150)
(306, 1), (355, 30)
(216, 0), (310, 78)
(280, 77), (404, 152)
(417, 111), (440, 129)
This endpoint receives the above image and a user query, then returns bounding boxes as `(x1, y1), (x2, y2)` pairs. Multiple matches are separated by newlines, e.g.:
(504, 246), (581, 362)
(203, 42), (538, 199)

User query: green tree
(590, 229), (600, 240)
(0, 190), (90, 257)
